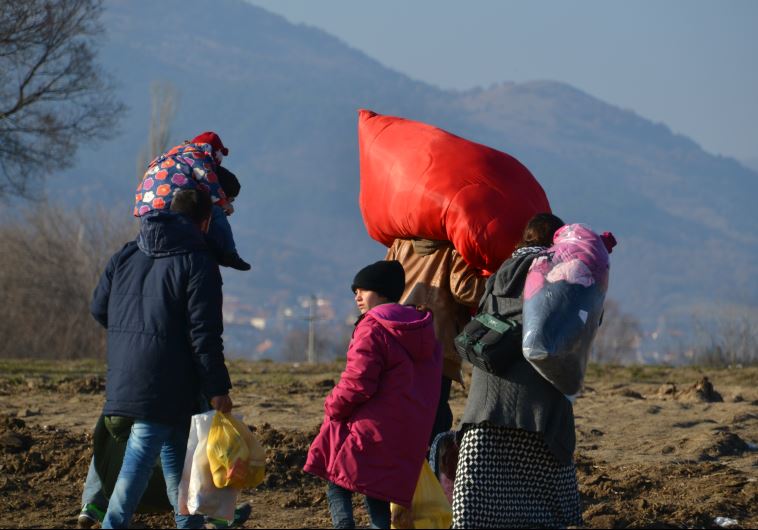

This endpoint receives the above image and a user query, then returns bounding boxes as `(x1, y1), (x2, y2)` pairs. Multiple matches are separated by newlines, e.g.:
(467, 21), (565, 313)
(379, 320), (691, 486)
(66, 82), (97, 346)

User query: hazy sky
(246, 0), (757, 163)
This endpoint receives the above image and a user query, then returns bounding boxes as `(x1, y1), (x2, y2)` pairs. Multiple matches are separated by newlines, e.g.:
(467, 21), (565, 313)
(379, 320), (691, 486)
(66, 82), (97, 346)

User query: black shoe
(222, 251), (251, 271)
(204, 502), (252, 528)
(233, 503), (252, 526)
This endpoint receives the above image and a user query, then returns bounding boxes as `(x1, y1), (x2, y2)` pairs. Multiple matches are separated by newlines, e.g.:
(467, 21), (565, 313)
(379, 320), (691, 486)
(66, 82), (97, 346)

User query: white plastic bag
(178, 411), (240, 521)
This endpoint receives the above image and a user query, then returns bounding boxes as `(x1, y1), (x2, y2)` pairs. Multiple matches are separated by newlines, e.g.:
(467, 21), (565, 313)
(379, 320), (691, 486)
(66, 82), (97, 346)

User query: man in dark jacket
(90, 189), (232, 529)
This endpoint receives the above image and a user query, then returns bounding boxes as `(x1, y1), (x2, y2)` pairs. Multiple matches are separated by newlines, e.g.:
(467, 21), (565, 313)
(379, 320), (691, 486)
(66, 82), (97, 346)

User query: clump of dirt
(6, 375), (104, 395)
(250, 422), (327, 509)
(613, 388), (645, 400)
(57, 375), (105, 394)
(283, 380), (307, 395)
(656, 382), (677, 398)
(678, 377), (723, 403)
(577, 452), (758, 528)
(253, 422), (321, 490)
(655, 377), (724, 403)
(0, 414), (93, 528)
(0, 415), (91, 484)
(0, 417), (32, 454)
(733, 412), (758, 424)
(314, 379), (335, 390)
(697, 431), (751, 461)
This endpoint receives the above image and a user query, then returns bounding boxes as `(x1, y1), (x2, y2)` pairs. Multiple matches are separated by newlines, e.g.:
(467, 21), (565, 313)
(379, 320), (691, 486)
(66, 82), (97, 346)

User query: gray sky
(246, 0), (757, 163)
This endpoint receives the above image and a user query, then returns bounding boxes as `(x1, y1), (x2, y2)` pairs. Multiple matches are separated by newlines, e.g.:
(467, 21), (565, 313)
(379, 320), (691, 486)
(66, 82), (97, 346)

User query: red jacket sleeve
(325, 317), (385, 420)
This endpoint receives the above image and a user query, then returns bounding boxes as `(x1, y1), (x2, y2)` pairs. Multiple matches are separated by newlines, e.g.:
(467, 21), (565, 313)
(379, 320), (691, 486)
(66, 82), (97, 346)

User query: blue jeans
(102, 420), (203, 529)
(208, 205), (236, 253)
(326, 482), (390, 529)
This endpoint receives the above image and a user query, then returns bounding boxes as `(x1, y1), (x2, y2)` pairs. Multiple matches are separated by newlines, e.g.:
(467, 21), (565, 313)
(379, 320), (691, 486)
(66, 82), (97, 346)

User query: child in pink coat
(304, 260), (442, 529)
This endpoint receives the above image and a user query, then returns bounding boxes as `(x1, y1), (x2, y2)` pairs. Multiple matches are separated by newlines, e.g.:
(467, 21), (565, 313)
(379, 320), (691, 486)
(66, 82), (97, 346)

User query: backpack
(454, 283), (523, 377)
(93, 415), (172, 513)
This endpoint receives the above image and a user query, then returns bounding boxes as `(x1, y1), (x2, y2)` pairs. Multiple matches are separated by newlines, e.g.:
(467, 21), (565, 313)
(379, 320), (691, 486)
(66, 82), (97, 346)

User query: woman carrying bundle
(453, 213), (583, 529)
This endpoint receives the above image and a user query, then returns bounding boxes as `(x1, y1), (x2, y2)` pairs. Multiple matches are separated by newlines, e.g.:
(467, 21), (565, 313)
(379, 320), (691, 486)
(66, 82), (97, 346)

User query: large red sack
(358, 109), (551, 274)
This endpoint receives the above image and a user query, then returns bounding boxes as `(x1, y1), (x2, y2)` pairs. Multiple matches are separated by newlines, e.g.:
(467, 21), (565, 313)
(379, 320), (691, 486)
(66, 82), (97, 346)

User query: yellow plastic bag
(206, 412), (266, 489)
(179, 411), (238, 520)
(391, 460), (452, 529)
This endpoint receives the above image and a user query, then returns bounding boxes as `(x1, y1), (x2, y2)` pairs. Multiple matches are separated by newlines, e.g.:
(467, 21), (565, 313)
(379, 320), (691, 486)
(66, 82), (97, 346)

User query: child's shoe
(77, 503), (106, 528)
(221, 251), (251, 271)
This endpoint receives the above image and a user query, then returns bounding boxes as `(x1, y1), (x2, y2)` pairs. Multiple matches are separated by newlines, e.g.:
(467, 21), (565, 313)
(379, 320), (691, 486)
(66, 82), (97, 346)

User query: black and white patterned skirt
(452, 424), (583, 529)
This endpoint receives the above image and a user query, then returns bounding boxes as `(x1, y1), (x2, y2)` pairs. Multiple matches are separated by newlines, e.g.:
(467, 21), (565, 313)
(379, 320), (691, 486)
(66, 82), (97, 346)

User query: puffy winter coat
(134, 142), (230, 217)
(303, 303), (442, 507)
(460, 248), (576, 464)
(90, 211), (231, 424)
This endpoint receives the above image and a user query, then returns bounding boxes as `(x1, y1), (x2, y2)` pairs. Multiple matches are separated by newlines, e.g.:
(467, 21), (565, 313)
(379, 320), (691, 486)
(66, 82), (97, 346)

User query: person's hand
(222, 202), (235, 216)
(210, 394), (233, 413)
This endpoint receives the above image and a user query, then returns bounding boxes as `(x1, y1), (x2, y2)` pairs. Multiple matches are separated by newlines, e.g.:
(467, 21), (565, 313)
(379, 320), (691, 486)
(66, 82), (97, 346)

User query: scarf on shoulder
(511, 245), (547, 259)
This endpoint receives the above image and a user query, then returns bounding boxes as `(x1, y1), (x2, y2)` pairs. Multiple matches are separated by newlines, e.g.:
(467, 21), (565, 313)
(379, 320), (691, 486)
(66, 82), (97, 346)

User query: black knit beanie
(351, 260), (405, 302)
(216, 165), (241, 198)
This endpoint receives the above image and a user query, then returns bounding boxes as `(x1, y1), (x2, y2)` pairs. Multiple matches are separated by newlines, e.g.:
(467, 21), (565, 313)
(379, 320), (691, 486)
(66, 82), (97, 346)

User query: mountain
(455, 82), (758, 322)
(47, 0), (758, 357)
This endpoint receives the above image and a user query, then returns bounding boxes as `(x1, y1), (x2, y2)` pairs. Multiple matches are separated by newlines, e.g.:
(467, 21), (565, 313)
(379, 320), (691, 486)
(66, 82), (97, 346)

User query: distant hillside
(455, 82), (758, 324)
(48, 0), (758, 357)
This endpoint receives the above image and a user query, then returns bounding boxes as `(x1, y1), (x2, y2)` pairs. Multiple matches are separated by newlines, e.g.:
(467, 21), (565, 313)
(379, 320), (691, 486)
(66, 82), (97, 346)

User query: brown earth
(0, 360), (756, 529)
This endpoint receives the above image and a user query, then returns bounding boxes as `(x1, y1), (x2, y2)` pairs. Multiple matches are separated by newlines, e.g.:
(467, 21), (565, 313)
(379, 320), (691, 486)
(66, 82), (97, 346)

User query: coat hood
(366, 303), (439, 361)
(136, 211), (207, 258)
(489, 250), (543, 299)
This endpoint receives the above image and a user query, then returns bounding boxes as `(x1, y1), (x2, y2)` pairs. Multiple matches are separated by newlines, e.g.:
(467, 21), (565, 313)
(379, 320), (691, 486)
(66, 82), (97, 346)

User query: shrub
(0, 202), (135, 359)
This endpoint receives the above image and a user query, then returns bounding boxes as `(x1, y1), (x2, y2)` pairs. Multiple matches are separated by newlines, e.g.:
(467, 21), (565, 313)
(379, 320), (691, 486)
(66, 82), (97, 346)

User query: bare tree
(0, 202), (135, 359)
(135, 81), (178, 181)
(691, 310), (758, 366)
(281, 328), (310, 363)
(0, 0), (124, 199)
(280, 325), (351, 363)
(592, 299), (642, 363)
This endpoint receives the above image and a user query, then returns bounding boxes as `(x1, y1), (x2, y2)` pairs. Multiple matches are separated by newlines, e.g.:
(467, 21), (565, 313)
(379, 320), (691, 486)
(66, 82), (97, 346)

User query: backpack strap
(476, 276), (498, 314)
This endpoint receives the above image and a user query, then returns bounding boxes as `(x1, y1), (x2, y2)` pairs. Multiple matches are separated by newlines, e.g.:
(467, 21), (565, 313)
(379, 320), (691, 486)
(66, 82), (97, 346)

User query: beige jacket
(386, 239), (487, 383)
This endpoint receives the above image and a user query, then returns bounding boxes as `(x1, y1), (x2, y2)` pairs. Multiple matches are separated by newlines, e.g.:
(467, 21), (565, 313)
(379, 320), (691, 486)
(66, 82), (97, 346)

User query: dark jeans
(326, 482), (390, 529)
(430, 376), (453, 445)
(208, 205), (236, 253)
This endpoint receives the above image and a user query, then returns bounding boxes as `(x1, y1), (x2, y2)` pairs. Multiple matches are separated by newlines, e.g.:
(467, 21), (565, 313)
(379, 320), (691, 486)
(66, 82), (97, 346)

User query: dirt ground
(0, 360), (756, 529)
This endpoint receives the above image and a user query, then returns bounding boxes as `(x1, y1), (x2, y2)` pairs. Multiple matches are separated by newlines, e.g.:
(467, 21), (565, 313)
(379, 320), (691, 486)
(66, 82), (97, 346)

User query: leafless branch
(0, 201), (136, 359)
(0, 0), (124, 200)
(135, 81), (178, 181)
(592, 299), (643, 364)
